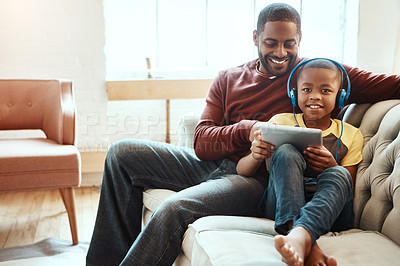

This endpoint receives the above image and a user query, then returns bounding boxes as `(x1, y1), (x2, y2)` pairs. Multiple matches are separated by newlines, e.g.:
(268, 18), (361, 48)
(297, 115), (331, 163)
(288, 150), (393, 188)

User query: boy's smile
(297, 68), (341, 130)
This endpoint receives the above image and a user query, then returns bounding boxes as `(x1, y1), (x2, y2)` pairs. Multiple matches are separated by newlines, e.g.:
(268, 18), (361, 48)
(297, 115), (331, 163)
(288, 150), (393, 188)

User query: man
(87, 3), (400, 266)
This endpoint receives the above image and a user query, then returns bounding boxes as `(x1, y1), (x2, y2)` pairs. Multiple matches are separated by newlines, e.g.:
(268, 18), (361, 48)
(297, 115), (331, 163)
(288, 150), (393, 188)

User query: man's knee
(107, 139), (133, 159)
(154, 195), (196, 222)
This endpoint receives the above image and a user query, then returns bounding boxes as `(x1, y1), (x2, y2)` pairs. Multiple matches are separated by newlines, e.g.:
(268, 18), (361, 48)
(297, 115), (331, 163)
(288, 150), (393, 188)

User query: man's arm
(344, 64), (400, 104)
(193, 75), (257, 160)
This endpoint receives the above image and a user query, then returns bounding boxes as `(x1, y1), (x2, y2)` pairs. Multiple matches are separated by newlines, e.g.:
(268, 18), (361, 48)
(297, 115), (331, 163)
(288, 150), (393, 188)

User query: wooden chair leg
(59, 187), (79, 245)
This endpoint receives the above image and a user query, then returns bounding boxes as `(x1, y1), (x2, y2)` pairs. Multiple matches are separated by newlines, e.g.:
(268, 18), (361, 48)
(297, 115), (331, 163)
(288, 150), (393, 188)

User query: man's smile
(268, 57), (289, 65)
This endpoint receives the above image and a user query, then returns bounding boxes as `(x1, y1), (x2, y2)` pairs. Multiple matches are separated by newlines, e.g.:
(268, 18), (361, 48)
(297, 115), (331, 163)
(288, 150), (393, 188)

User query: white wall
(0, 0), (107, 151)
(357, 0), (400, 73)
(0, 0), (204, 152)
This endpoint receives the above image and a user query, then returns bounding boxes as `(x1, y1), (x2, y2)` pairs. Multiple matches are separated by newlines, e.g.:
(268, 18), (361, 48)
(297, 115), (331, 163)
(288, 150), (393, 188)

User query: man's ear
(253, 30), (258, 46)
(298, 31), (302, 47)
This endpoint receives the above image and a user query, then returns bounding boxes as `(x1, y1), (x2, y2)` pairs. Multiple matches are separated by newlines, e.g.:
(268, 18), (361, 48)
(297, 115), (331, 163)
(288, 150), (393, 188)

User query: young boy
(237, 58), (363, 266)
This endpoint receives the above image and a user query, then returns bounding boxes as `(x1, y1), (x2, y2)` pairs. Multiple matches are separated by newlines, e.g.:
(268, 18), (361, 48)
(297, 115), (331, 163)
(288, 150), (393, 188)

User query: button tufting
(27, 101), (32, 107)
(7, 102), (12, 107)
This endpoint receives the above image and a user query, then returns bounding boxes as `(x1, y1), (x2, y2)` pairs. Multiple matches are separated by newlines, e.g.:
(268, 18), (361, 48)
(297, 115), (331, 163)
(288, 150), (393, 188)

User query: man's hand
(250, 129), (275, 161)
(303, 146), (338, 173)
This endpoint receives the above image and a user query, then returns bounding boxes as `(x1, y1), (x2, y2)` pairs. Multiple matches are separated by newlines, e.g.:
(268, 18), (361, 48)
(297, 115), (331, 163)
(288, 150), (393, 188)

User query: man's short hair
(257, 3), (301, 34)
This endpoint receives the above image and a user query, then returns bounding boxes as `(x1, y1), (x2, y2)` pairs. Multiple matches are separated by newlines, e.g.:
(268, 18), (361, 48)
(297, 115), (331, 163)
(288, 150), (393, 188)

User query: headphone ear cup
(290, 88), (297, 107)
(336, 89), (347, 109)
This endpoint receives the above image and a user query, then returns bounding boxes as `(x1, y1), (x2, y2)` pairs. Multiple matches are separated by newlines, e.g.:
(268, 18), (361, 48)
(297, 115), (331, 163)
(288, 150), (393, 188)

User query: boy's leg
(274, 166), (352, 266)
(263, 144), (307, 234)
(293, 166), (353, 245)
(86, 139), (223, 266)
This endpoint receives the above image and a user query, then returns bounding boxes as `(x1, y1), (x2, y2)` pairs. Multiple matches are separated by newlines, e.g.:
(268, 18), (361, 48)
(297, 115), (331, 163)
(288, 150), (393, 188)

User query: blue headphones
(287, 58), (351, 110)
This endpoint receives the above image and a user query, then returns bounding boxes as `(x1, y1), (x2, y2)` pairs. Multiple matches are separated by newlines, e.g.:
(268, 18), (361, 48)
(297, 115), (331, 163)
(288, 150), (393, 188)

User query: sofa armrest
(340, 103), (372, 128)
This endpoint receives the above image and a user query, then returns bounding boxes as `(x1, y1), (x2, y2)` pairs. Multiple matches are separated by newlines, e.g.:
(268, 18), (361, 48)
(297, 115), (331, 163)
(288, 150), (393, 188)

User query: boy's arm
(339, 128), (364, 193)
(236, 153), (264, 177)
(344, 165), (358, 194)
(303, 146), (338, 173)
(236, 129), (274, 176)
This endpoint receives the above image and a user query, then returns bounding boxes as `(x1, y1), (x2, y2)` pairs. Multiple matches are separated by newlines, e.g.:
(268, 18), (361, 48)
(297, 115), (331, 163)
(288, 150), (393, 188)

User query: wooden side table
(106, 79), (212, 143)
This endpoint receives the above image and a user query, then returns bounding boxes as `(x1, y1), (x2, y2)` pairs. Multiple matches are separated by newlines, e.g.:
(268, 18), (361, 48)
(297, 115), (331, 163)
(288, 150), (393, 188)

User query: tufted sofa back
(343, 100), (400, 246)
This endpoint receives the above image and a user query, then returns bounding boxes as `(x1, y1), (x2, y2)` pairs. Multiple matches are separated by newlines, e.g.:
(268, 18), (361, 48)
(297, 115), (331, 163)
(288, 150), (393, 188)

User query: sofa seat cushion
(188, 218), (400, 266)
(0, 138), (80, 190)
(184, 216), (277, 264)
(319, 230), (400, 265)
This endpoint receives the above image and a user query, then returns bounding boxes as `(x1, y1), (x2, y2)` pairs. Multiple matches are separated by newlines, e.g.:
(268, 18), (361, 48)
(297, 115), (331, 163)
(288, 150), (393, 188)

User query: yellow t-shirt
(268, 113), (363, 167)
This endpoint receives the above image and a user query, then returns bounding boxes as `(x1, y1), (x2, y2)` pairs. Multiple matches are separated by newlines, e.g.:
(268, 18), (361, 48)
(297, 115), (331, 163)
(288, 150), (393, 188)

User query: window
(104, 0), (358, 80)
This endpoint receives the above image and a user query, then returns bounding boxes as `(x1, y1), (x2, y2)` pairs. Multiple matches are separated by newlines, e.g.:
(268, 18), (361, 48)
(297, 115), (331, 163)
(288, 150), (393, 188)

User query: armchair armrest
(60, 80), (76, 146)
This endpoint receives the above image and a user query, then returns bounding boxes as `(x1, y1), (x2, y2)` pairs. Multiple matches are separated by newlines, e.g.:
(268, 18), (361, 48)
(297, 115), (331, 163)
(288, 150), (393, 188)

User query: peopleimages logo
(79, 113), (161, 135)
(195, 141), (231, 153)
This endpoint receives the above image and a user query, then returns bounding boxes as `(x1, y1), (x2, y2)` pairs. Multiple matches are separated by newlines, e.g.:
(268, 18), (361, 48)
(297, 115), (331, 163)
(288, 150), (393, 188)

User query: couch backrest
(343, 100), (400, 245)
(0, 79), (72, 144)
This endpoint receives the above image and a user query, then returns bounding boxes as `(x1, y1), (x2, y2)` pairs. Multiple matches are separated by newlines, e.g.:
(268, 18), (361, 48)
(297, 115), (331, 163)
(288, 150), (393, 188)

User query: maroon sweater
(194, 57), (400, 164)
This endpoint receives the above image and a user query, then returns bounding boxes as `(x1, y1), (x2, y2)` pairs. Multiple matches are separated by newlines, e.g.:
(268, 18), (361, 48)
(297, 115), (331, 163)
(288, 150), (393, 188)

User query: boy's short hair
(298, 59), (342, 83)
(257, 3), (301, 34)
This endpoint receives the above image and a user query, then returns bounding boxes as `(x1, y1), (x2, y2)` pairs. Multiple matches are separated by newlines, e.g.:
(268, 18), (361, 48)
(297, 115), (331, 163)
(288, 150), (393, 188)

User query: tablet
(258, 122), (322, 170)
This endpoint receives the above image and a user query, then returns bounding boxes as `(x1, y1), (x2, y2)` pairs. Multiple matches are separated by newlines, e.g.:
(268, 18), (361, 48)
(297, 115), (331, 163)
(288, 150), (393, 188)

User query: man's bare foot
(274, 227), (312, 266)
(305, 243), (337, 266)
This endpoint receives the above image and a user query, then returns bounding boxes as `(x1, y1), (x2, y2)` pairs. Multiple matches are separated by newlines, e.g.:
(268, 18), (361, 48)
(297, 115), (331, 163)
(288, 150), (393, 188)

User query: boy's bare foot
(305, 243), (337, 266)
(274, 227), (312, 266)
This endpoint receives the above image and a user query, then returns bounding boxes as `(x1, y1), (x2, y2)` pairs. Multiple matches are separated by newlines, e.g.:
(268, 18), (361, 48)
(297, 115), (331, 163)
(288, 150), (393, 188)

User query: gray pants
(86, 139), (267, 266)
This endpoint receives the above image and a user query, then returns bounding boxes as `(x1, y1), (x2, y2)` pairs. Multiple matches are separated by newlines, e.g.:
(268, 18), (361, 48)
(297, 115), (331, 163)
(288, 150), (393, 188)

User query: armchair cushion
(0, 138), (80, 191)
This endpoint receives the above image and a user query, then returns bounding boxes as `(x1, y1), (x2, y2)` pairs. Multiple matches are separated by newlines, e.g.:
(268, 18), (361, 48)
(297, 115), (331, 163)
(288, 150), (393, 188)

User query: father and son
(87, 3), (400, 266)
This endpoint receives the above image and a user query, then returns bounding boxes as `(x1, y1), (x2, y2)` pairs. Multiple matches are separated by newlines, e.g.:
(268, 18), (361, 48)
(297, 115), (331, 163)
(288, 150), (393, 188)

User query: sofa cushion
(318, 230), (400, 265)
(190, 219), (400, 266)
(192, 229), (283, 265)
(184, 216), (276, 263)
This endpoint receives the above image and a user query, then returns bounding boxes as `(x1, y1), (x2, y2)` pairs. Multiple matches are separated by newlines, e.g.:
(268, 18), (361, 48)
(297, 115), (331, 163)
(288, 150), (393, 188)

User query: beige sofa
(143, 99), (400, 265)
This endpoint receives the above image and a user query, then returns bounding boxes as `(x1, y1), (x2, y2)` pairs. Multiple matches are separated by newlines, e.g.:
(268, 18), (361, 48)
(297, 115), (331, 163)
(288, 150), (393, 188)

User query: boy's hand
(303, 146), (338, 173)
(250, 129), (275, 161)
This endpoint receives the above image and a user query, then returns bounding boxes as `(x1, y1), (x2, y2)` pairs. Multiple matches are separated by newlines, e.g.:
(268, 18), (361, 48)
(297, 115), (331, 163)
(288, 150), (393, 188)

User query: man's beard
(259, 53), (296, 77)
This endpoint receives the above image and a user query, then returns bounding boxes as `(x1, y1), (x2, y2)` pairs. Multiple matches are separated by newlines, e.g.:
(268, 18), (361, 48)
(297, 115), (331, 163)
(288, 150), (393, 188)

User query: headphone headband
(286, 58), (351, 109)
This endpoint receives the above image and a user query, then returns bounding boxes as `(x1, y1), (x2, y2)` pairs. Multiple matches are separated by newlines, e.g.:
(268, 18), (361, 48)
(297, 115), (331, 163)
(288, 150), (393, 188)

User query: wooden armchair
(0, 79), (81, 245)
